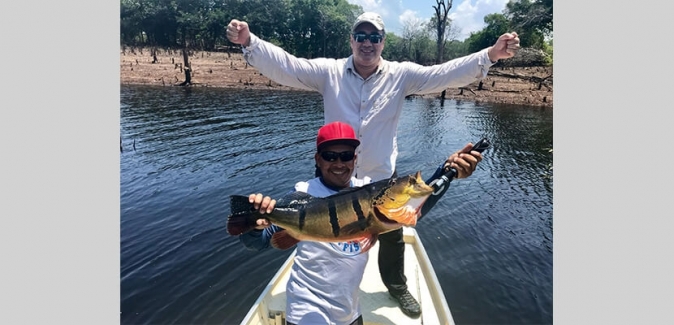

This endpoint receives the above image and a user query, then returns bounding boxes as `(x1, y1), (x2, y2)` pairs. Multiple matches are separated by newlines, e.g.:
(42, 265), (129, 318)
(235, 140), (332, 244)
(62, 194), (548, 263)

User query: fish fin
(336, 186), (362, 194)
(226, 195), (259, 236)
(339, 219), (371, 236)
(357, 234), (379, 254)
(398, 209), (418, 227)
(374, 206), (418, 227)
(270, 230), (300, 250)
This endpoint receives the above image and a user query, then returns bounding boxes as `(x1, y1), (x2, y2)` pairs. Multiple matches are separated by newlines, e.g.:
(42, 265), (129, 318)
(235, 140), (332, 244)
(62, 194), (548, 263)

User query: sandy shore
(120, 47), (553, 108)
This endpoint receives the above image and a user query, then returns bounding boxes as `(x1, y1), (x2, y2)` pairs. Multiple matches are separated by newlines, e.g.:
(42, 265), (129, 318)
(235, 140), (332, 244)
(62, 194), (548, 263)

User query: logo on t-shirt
(330, 241), (362, 256)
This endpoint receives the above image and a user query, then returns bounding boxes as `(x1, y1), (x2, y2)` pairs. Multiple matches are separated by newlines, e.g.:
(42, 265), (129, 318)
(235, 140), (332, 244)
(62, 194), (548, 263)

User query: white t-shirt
(284, 176), (371, 325)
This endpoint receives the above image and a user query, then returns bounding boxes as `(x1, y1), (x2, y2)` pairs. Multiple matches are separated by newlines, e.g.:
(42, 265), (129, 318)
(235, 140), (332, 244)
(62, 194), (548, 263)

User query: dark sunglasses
(352, 32), (383, 44)
(320, 151), (356, 162)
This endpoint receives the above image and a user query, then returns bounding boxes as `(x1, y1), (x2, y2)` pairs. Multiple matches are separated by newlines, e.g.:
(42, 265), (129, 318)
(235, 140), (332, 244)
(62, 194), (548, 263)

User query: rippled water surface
(120, 85), (553, 324)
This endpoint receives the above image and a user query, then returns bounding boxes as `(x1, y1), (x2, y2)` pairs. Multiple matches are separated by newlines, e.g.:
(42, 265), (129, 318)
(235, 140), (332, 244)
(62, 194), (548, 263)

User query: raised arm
(226, 19), (333, 92)
(402, 32), (521, 95)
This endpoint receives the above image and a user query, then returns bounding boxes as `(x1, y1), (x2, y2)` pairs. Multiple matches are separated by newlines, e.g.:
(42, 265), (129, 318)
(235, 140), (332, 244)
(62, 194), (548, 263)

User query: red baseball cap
(316, 122), (360, 151)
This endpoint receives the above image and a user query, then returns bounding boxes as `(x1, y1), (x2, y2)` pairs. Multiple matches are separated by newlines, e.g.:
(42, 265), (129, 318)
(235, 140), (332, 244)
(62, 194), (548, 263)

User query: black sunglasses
(352, 32), (383, 44)
(320, 151), (356, 162)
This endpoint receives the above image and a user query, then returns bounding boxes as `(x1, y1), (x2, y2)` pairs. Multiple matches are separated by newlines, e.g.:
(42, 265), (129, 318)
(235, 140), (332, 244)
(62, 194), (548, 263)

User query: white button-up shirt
(242, 34), (494, 181)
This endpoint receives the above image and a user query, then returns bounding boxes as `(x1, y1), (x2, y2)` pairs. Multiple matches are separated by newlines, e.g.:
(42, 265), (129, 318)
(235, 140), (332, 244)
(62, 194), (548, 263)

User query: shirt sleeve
(400, 48), (495, 95)
(238, 187), (298, 251)
(241, 33), (333, 92)
(239, 225), (283, 251)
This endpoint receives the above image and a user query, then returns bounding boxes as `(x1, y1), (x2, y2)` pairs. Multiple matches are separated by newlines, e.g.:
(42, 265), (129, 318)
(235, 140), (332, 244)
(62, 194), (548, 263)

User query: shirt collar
(346, 56), (387, 79)
(318, 177), (348, 192)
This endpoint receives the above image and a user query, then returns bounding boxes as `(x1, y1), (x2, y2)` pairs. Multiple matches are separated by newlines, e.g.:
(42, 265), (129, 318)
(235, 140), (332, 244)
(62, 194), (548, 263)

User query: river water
(120, 85), (553, 324)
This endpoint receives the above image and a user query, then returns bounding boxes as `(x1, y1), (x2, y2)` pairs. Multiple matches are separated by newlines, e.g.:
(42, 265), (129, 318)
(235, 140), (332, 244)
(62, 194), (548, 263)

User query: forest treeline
(121, 0), (552, 66)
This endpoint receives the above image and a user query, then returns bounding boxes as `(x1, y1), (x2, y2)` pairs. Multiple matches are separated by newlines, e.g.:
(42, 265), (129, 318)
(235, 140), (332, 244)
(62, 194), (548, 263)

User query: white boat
(240, 227), (455, 325)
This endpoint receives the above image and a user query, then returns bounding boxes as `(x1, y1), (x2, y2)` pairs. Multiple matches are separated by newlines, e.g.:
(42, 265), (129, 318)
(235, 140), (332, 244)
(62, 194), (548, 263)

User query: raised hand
(488, 32), (521, 62)
(226, 19), (251, 47)
(248, 193), (275, 229)
(445, 143), (483, 179)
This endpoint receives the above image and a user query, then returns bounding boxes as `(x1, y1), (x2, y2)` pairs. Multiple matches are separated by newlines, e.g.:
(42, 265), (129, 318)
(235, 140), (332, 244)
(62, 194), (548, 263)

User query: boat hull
(240, 227), (455, 325)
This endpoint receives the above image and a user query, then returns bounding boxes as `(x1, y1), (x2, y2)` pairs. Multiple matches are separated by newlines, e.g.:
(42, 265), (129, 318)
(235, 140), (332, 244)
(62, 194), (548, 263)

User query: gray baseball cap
(352, 12), (385, 33)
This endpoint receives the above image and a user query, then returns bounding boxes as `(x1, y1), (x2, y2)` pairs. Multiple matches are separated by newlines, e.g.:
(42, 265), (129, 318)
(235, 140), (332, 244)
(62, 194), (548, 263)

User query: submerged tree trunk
(178, 47), (192, 86)
(151, 47), (158, 64)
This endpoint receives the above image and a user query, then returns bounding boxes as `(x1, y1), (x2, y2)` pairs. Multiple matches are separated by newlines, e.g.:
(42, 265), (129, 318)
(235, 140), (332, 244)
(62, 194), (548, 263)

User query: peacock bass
(226, 171), (434, 253)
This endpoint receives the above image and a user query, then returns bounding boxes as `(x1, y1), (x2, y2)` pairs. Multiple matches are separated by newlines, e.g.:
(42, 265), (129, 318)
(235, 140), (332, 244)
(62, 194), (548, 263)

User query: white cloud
(398, 10), (424, 29)
(347, 0), (510, 41)
(348, 0), (395, 20)
(449, 0), (509, 40)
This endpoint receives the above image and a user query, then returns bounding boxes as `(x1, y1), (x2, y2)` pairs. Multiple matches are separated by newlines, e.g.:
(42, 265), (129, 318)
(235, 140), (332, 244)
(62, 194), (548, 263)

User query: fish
(226, 171), (434, 253)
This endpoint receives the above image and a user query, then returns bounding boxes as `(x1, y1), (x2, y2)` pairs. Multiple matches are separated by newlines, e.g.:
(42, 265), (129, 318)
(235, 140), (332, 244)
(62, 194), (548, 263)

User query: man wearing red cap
(240, 121), (370, 325)
(240, 121), (480, 325)
(226, 11), (504, 317)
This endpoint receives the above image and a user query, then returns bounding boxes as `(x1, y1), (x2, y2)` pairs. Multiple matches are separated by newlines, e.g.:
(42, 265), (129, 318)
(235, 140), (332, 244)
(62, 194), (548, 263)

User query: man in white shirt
(227, 12), (517, 317)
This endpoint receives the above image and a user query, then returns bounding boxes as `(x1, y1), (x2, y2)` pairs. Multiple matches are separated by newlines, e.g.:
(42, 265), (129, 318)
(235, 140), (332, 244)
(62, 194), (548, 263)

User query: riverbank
(120, 47), (553, 108)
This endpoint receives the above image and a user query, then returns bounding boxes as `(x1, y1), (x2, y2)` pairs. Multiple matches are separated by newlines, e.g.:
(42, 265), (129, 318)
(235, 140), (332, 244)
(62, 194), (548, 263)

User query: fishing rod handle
(433, 138), (491, 190)
(445, 137), (490, 175)
(469, 137), (491, 153)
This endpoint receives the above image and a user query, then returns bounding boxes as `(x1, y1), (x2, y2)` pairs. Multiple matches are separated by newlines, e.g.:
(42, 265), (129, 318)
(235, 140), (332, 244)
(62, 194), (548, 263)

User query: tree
(443, 39), (469, 60)
(431, 0), (452, 64)
(505, 0), (552, 38)
(315, 0), (359, 58)
(465, 13), (510, 53)
(121, 0), (147, 44)
(400, 16), (427, 62)
(381, 33), (404, 61)
(426, 15), (460, 61)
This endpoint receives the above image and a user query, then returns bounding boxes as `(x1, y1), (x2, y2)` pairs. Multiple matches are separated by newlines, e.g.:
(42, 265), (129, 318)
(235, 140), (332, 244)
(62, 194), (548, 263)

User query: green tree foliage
(443, 39), (470, 60)
(393, 16), (435, 64)
(500, 0), (551, 50)
(120, 0), (552, 66)
(465, 13), (510, 53)
(505, 0), (552, 37)
(381, 33), (404, 61)
(120, 0), (359, 57)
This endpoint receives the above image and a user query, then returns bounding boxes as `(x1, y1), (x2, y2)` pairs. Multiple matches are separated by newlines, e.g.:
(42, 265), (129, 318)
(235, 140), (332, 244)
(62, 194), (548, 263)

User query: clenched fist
(226, 19), (251, 47)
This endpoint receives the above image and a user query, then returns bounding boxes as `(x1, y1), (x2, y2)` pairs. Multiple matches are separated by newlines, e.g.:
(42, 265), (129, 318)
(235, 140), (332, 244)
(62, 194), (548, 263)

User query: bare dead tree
(432, 0), (452, 64)
(317, 10), (329, 57)
(401, 17), (425, 61)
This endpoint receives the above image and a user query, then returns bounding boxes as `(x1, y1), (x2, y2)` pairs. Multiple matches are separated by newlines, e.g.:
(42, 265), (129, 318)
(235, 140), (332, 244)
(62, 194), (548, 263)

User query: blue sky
(348, 0), (510, 41)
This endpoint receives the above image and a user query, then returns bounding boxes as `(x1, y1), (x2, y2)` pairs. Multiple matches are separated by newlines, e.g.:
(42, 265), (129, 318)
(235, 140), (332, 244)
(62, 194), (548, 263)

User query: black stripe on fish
(328, 199), (339, 237)
(351, 193), (366, 231)
(298, 207), (306, 231)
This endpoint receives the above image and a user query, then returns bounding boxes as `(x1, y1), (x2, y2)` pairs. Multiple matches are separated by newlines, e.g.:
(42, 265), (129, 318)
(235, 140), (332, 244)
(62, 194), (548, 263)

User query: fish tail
(227, 195), (260, 236)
